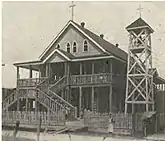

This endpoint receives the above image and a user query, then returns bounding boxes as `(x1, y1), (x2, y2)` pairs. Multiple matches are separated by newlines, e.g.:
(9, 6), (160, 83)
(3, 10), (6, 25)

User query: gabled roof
(126, 17), (154, 33)
(43, 48), (72, 63)
(39, 20), (128, 62)
(72, 21), (128, 61)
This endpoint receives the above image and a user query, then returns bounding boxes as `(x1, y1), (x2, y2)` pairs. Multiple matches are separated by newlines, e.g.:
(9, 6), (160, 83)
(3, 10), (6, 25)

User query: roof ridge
(72, 21), (127, 61)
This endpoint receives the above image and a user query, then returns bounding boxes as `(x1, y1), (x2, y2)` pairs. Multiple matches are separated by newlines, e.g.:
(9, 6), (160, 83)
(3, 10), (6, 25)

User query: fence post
(13, 121), (20, 141)
(155, 114), (158, 133)
(132, 113), (136, 136)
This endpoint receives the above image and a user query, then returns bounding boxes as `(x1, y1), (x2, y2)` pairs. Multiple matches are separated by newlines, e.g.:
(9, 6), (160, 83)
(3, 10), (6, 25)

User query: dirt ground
(2, 136), (35, 141)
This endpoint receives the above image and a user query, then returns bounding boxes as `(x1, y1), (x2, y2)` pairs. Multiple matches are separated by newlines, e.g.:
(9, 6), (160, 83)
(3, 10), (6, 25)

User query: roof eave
(126, 26), (154, 33)
(13, 60), (43, 67)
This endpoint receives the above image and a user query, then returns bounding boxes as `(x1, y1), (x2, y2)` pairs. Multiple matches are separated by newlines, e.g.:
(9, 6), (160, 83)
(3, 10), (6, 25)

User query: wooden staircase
(2, 76), (77, 120)
(38, 76), (77, 119)
(2, 90), (18, 111)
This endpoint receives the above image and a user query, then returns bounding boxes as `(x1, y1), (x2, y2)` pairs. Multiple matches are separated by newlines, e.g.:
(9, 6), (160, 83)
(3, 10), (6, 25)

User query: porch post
(91, 62), (95, 111)
(79, 62), (83, 116)
(109, 59), (112, 113)
(25, 97), (29, 112)
(66, 62), (71, 102)
(29, 65), (33, 78)
(17, 99), (20, 111)
(46, 64), (49, 77)
(17, 67), (20, 79)
(39, 65), (41, 78)
(79, 87), (82, 117)
(16, 68), (20, 111)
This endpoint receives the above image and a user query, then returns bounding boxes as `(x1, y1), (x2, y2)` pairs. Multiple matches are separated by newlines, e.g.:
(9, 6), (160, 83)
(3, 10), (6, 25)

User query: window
(83, 40), (88, 52)
(73, 41), (77, 53)
(57, 44), (60, 49)
(67, 43), (70, 53)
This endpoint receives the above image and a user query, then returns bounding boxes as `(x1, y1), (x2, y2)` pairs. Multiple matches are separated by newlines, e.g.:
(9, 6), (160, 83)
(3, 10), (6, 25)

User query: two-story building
(2, 18), (165, 126)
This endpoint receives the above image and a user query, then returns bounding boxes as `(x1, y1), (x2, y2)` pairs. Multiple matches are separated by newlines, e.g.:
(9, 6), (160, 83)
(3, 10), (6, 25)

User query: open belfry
(125, 17), (155, 113)
(2, 3), (165, 135)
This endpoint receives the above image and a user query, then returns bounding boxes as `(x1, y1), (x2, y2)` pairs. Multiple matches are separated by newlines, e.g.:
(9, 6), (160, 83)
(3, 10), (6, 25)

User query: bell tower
(125, 17), (155, 113)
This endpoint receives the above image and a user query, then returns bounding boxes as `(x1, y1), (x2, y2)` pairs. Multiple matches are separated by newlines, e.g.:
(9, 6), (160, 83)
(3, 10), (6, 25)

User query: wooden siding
(47, 52), (66, 63)
(42, 25), (103, 61)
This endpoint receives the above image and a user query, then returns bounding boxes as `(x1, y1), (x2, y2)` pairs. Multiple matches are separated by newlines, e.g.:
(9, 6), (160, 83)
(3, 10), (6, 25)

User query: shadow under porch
(70, 85), (125, 117)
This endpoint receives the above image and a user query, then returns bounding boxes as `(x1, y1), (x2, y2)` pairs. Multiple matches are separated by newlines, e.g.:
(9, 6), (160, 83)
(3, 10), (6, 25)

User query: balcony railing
(17, 77), (48, 88)
(71, 73), (112, 85)
(17, 73), (126, 88)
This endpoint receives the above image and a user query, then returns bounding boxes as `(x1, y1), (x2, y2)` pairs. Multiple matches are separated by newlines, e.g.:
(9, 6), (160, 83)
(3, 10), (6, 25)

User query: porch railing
(17, 77), (48, 88)
(49, 75), (67, 93)
(71, 73), (112, 85)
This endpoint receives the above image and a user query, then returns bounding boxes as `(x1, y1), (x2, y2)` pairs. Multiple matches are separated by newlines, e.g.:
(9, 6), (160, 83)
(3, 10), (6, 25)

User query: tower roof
(126, 17), (154, 33)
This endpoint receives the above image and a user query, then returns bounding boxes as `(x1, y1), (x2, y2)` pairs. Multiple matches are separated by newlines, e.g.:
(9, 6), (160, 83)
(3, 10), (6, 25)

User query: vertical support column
(29, 65), (33, 78)
(91, 62), (95, 111)
(91, 87), (94, 111)
(109, 85), (112, 113)
(17, 99), (20, 111)
(79, 87), (82, 117)
(17, 66), (20, 79)
(39, 65), (41, 78)
(46, 64), (49, 77)
(109, 59), (112, 113)
(79, 62), (83, 116)
(35, 90), (38, 121)
(25, 97), (28, 112)
(61, 90), (64, 99)
(16, 66), (20, 111)
(66, 62), (71, 102)
(47, 109), (50, 125)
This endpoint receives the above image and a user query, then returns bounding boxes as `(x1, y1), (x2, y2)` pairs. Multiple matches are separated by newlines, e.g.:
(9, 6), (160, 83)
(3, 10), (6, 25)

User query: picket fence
(2, 111), (65, 127)
(84, 112), (144, 134)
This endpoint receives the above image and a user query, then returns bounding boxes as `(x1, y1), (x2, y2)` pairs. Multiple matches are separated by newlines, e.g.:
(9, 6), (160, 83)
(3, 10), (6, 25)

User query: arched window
(73, 41), (77, 53)
(83, 40), (88, 52)
(56, 44), (60, 49)
(67, 43), (70, 53)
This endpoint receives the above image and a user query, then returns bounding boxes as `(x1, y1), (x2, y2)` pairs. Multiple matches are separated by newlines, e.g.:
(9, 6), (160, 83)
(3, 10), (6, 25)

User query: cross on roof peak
(137, 4), (143, 18)
(69, 1), (76, 21)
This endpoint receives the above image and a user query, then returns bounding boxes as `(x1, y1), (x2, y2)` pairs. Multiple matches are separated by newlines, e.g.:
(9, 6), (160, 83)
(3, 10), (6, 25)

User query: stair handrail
(36, 77), (49, 88)
(49, 75), (67, 89)
(2, 89), (19, 110)
(36, 88), (67, 110)
(2, 89), (18, 104)
(48, 89), (75, 109)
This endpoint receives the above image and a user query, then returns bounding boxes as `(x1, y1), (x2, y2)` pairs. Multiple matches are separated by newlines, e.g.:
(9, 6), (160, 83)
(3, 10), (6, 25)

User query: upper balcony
(70, 73), (112, 86)
(17, 73), (125, 88)
(17, 77), (48, 88)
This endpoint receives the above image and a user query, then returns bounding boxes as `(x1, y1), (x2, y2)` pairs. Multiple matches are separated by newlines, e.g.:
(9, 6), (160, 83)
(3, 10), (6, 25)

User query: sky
(2, 1), (165, 88)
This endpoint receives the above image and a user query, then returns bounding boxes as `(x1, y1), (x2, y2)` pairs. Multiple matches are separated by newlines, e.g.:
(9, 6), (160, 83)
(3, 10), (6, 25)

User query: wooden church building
(2, 18), (165, 123)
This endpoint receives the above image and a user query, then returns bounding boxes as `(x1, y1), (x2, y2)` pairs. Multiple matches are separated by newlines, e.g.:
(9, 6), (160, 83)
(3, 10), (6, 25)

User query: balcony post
(79, 62), (83, 116)
(91, 87), (94, 111)
(25, 97), (29, 112)
(79, 87), (82, 117)
(17, 99), (20, 111)
(17, 67), (20, 79)
(109, 60), (113, 113)
(66, 62), (71, 102)
(29, 65), (33, 78)
(39, 65), (41, 78)
(91, 62), (95, 111)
